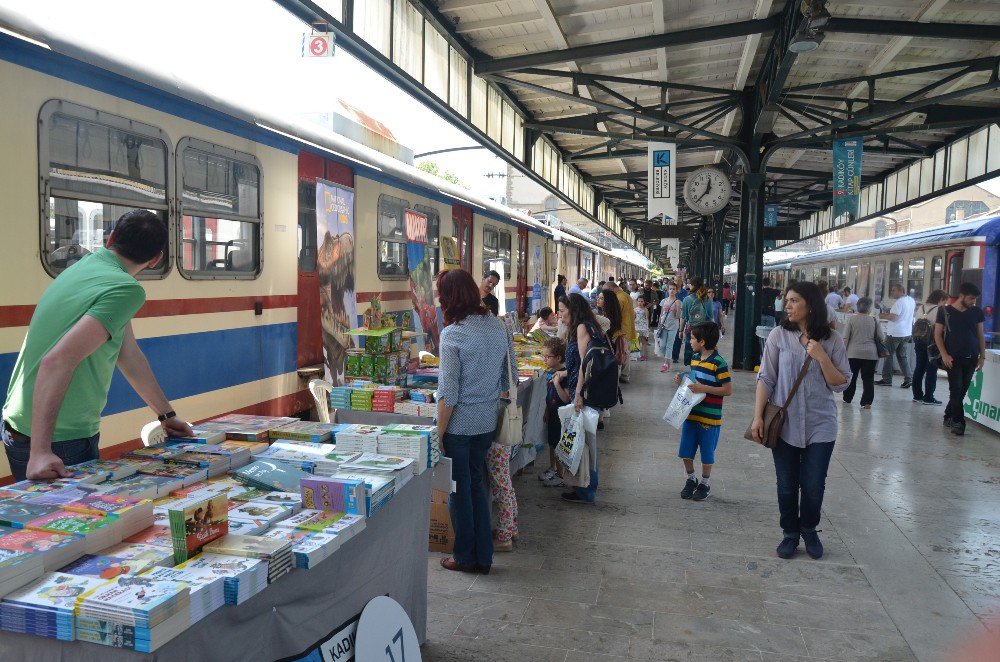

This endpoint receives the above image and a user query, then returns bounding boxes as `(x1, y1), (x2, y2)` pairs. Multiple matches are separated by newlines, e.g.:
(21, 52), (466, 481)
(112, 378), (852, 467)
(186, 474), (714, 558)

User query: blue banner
(832, 138), (863, 225)
(764, 204), (779, 227)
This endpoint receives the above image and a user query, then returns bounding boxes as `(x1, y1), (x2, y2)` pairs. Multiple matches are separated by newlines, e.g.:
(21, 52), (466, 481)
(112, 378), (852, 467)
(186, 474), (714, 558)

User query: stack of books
(137, 462), (210, 488)
(243, 491), (302, 513)
(75, 575), (191, 652)
(258, 528), (338, 569)
(331, 471), (395, 517)
(0, 572), (106, 641)
(269, 421), (340, 443)
(394, 400), (436, 417)
(408, 388), (435, 403)
(100, 542), (175, 569)
(58, 553), (156, 579)
(29, 483), (106, 507)
(274, 509), (346, 533)
(6, 478), (99, 495)
(123, 524), (172, 549)
(24, 510), (119, 553)
(0, 528), (87, 570)
(326, 513), (367, 547)
(350, 389), (374, 411)
(200, 414), (299, 441)
(141, 565), (225, 625)
(232, 460), (310, 492)
(0, 548), (45, 598)
(225, 518), (268, 536)
(176, 553), (267, 605)
(165, 450), (237, 477)
(341, 453), (415, 491)
(204, 534), (293, 584)
(251, 441), (339, 475)
(95, 474), (184, 500)
(328, 387), (352, 409)
(371, 387), (405, 413)
(0, 501), (62, 528)
(166, 493), (229, 564)
(122, 446), (187, 463)
(333, 425), (381, 454)
(163, 428), (227, 444)
(227, 502), (292, 528)
(300, 476), (365, 515)
(63, 493), (154, 536)
(379, 425), (437, 473)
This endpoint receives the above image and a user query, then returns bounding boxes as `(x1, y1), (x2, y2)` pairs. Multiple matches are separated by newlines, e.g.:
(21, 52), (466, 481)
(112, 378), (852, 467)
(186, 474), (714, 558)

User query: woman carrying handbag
(750, 282), (851, 561)
(841, 297), (884, 409)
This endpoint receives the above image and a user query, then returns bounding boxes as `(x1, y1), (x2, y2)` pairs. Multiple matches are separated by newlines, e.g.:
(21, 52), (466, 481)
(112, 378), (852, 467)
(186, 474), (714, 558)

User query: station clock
(683, 167), (732, 215)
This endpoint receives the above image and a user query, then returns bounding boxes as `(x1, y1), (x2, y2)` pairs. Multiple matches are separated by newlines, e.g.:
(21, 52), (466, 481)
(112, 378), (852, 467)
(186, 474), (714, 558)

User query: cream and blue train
(0, 17), (646, 480)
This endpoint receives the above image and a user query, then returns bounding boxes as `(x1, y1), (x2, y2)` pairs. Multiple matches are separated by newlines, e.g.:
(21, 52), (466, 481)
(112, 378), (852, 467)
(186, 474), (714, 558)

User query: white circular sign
(355, 596), (421, 662)
(310, 35), (329, 56)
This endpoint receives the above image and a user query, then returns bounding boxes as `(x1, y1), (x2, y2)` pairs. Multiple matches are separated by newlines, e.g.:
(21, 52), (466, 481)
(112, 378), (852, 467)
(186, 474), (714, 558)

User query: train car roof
(0, 8), (646, 269)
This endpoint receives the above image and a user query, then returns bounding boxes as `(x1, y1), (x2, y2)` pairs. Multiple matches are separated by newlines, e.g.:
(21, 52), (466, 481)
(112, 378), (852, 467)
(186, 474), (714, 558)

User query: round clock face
(683, 167), (732, 215)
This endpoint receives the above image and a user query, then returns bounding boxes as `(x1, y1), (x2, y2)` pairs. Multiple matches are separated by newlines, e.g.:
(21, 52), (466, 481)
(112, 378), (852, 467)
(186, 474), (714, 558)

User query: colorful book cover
(26, 511), (111, 535)
(63, 494), (147, 518)
(166, 494), (228, 564)
(59, 554), (152, 579)
(323, 450), (362, 464)
(227, 502), (288, 524)
(166, 452), (227, 468)
(0, 528), (82, 555)
(3, 572), (107, 610)
(290, 510), (344, 533)
(98, 475), (177, 499)
(232, 460), (310, 492)
(226, 487), (273, 503)
(5, 478), (83, 495)
(100, 542), (175, 567)
(0, 502), (61, 528)
(122, 446), (185, 462)
(123, 526), (172, 548)
(300, 477), (363, 515)
(80, 575), (190, 613)
(138, 463), (208, 480)
(341, 453), (414, 473)
(203, 534), (289, 559)
(162, 428), (227, 444)
(29, 483), (106, 507)
(268, 421), (339, 442)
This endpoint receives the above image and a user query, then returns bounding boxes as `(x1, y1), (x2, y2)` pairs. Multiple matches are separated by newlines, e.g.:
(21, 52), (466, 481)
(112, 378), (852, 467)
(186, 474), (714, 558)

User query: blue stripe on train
(0, 323), (298, 417)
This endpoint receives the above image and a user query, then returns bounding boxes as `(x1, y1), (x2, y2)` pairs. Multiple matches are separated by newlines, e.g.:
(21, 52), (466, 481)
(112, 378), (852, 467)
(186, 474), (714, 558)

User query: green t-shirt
(3, 249), (146, 441)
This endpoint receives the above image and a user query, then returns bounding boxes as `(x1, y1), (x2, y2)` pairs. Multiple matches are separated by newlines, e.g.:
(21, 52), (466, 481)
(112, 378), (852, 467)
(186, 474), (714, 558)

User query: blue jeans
(911, 340), (938, 402)
(2, 423), (101, 482)
(881, 335), (912, 383)
(444, 430), (494, 567)
(771, 438), (835, 536)
(574, 429), (599, 503)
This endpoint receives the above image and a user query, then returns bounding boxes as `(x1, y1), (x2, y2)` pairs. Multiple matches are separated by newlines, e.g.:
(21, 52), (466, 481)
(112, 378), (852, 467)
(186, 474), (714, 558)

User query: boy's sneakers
(680, 477), (699, 499)
(543, 474), (565, 488)
(538, 468), (557, 482)
(776, 535), (799, 559)
(692, 482), (711, 501)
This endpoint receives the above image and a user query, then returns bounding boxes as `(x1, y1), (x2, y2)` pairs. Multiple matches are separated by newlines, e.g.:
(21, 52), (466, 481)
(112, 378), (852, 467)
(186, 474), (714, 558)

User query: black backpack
(912, 305), (937, 343)
(581, 324), (624, 409)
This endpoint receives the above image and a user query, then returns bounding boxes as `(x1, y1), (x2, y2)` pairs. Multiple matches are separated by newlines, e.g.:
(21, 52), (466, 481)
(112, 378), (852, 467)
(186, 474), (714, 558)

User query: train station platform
(423, 326), (997, 662)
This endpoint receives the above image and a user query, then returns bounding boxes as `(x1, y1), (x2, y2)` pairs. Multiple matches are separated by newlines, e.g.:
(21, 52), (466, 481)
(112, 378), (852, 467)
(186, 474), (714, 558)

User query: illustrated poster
(317, 181), (358, 385)
(405, 210), (439, 353)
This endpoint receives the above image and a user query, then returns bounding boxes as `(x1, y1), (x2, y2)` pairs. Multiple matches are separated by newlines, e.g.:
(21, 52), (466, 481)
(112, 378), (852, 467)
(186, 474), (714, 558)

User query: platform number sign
(304, 33), (335, 57)
(652, 150), (671, 199)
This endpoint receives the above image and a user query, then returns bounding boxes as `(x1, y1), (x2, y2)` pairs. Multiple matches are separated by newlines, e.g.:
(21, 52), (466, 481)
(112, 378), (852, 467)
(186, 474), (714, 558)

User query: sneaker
(660, 363), (670, 372)
(912, 397), (923, 403)
(951, 422), (966, 436)
(875, 380), (892, 386)
(923, 398), (943, 406)
(776, 535), (799, 559)
(538, 468), (556, 482)
(900, 381), (912, 389)
(561, 492), (594, 505)
(802, 531), (823, 559)
(680, 478), (698, 499)
(692, 483), (711, 501)
(543, 475), (565, 488)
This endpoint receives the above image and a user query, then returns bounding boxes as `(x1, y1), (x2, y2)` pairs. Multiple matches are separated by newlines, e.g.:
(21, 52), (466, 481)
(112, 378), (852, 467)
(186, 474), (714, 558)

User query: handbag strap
(781, 356), (813, 412)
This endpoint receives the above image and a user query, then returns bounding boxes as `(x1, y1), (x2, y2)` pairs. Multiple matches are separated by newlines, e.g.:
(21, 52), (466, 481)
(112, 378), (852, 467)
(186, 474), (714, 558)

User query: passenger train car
(755, 216), (999, 333)
(0, 19), (646, 479)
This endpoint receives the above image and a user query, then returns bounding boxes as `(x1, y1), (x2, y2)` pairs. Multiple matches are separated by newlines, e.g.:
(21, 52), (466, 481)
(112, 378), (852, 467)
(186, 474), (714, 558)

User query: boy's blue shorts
(678, 420), (720, 464)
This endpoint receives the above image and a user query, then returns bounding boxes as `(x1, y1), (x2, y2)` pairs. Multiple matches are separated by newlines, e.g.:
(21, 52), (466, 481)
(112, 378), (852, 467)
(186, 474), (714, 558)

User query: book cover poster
(405, 209), (439, 354)
(316, 180), (358, 386)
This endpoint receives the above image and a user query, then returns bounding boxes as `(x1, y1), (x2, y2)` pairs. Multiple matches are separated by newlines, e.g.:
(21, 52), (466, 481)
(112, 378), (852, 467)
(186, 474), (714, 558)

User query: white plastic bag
(662, 374), (707, 429)
(555, 404), (597, 475)
(654, 328), (667, 357)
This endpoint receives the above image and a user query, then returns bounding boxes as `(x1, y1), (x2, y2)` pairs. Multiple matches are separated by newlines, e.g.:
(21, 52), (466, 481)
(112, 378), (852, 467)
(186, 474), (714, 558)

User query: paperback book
(300, 476), (365, 515)
(166, 493), (229, 564)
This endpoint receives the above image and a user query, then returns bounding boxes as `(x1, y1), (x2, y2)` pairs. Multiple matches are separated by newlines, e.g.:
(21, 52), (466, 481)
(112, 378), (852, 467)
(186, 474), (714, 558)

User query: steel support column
(709, 210), (727, 289)
(732, 172), (765, 370)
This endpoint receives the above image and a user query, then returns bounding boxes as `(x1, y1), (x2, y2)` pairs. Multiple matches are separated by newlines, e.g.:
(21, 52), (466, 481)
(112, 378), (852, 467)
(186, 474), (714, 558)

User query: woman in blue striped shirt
(436, 269), (517, 574)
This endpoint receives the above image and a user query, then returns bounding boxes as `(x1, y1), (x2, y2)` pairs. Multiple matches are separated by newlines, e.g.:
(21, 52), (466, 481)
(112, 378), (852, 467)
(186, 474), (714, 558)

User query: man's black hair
(959, 282), (981, 297)
(538, 306), (553, 318)
(108, 210), (166, 264)
(487, 270), (501, 281)
(690, 321), (720, 350)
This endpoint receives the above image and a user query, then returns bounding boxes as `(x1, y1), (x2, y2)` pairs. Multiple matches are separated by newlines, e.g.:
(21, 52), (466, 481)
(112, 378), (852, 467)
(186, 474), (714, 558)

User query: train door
(516, 227), (528, 315)
(945, 250), (964, 297)
(452, 205), (473, 272)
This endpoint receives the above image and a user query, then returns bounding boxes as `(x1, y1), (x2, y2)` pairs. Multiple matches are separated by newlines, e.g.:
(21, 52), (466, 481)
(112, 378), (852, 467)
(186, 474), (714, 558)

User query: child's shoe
(692, 482), (711, 501)
(660, 362), (671, 372)
(680, 477), (698, 499)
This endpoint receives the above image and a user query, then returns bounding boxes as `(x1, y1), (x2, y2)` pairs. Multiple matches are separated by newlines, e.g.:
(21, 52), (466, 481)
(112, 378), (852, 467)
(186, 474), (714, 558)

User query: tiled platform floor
(424, 328), (998, 661)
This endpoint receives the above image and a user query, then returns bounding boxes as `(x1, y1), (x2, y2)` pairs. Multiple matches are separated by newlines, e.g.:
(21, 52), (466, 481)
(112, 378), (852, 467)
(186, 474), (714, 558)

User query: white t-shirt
(845, 293), (859, 312)
(629, 290), (640, 302)
(825, 292), (843, 310)
(887, 295), (916, 337)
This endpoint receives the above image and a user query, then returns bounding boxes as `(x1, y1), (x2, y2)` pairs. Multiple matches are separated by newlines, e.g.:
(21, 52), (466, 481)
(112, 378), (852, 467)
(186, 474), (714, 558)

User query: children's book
(232, 460), (310, 492)
(166, 493), (228, 564)
(3, 572), (107, 611)
(26, 510), (110, 536)
(0, 502), (60, 528)
(58, 554), (153, 579)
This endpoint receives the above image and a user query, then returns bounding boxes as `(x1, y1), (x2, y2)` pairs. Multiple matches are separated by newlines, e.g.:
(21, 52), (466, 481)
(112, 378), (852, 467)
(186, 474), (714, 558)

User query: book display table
(0, 470), (432, 662)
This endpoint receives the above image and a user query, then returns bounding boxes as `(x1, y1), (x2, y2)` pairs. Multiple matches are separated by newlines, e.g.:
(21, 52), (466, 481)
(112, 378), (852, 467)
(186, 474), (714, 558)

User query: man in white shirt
(876, 284), (916, 388)
(842, 287), (859, 312)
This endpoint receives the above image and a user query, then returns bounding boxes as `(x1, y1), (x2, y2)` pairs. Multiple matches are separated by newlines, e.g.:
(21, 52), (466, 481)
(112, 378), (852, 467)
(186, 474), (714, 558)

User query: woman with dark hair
(595, 289), (625, 430)
(555, 293), (603, 504)
(911, 289), (949, 405)
(751, 281), (851, 561)
(435, 269), (517, 573)
(842, 297), (883, 409)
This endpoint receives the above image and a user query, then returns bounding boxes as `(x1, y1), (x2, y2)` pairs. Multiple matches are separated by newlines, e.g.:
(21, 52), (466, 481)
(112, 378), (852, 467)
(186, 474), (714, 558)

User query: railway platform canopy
(275, 0), (1000, 368)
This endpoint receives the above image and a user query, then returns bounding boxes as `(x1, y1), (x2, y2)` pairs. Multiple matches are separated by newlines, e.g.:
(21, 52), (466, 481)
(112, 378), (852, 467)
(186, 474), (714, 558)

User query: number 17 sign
(355, 596), (421, 662)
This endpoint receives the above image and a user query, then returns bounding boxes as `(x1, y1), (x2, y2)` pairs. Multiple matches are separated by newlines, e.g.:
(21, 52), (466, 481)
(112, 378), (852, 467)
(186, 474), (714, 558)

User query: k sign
(647, 142), (677, 224)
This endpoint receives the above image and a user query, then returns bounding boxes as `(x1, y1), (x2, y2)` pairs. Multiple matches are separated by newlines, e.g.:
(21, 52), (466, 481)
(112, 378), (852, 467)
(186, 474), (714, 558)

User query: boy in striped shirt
(673, 321), (732, 501)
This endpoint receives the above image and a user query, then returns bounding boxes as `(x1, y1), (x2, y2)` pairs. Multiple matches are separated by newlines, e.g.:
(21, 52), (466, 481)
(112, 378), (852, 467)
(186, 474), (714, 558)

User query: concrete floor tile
(456, 616), (631, 656)
(799, 626), (917, 661)
(427, 589), (531, 622)
(422, 633), (569, 661)
(650, 612), (807, 655)
(762, 592), (899, 634)
(626, 640), (765, 661)
(522, 597), (655, 637)
(599, 576), (766, 621)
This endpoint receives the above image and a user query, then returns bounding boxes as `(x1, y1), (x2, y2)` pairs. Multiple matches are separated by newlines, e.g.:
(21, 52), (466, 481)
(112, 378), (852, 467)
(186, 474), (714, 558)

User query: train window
(888, 260), (903, 293)
(907, 258), (925, 301)
(177, 139), (261, 279)
(39, 100), (171, 278)
(947, 253), (963, 296)
(872, 262), (886, 307)
(499, 230), (512, 280)
(377, 194), (409, 279)
(414, 205), (440, 276)
(483, 226), (499, 273)
(931, 256), (944, 292)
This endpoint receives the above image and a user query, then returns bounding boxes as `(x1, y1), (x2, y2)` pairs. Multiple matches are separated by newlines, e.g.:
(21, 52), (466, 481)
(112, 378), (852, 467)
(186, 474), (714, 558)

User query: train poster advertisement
(316, 180), (358, 385)
(405, 209), (439, 353)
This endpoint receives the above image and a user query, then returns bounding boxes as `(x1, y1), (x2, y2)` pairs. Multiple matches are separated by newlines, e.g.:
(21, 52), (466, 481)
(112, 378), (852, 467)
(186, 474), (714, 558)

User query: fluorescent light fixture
(255, 121), (382, 172)
(0, 25), (51, 49)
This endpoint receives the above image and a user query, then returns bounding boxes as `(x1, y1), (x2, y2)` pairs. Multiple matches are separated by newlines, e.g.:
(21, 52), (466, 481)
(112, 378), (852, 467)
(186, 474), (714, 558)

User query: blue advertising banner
(764, 204), (779, 249)
(832, 138), (863, 225)
(316, 181), (357, 385)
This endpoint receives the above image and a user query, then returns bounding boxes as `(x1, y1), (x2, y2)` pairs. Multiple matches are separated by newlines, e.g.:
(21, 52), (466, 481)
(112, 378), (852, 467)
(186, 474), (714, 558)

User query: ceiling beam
(474, 16), (781, 74)
(826, 17), (999, 41)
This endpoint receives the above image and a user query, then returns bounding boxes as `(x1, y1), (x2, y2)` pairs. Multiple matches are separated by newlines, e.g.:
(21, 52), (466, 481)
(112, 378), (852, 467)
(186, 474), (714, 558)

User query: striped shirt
(687, 350), (731, 426)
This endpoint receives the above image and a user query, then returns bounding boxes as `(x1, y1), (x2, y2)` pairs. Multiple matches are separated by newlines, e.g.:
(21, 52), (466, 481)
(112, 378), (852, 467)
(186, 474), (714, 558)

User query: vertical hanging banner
(405, 209), (439, 353)
(648, 142), (679, 259)
(764, 204), (779, 250)
(832, 138), (863, 225)
(316, 181), (358, 385)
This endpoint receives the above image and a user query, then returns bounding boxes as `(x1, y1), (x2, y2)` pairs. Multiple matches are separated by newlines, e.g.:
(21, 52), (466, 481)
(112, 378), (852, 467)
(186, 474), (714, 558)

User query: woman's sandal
(494, 540), (513, 553)
(440, 557), (491, 574)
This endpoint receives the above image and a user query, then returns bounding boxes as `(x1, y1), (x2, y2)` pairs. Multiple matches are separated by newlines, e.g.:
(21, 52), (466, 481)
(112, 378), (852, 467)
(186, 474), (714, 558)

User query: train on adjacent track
(0, 19), (647, 478)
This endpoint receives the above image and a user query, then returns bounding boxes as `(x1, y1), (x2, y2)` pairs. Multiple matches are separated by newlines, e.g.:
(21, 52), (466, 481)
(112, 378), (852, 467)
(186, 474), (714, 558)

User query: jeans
(910, 340), (938, 402)
(881, 335), (912, 383)
(2, 423), (101, 482)
(575, 429), (599, 503)
(945, 357), (978, 426)
(771, 438), (835, 536)
(844, 358), (877, 406)
(444, 430), (494, 567)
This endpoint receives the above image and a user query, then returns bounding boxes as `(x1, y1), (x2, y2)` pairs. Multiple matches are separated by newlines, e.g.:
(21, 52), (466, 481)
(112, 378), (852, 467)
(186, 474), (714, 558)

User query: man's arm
(934, 322), (953, 369)
(117, 324), (193, 437)
(977, 321), (986, 370)
(28, 315), (112, 479)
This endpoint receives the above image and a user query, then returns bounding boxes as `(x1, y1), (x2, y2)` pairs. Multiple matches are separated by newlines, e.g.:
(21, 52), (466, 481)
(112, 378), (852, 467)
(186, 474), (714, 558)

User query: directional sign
(653, 151), (670, 167)
(651, 150), (671, 199)
(648, 142), (677, 233)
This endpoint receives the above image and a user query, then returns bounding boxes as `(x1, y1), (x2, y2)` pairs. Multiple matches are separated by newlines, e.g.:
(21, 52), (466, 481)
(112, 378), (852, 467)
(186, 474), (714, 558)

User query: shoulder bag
(873, 318), (888, 358)
(927, 306), (950, 369)
(495, 344), (523, 447)
(743, 356), (812, 449)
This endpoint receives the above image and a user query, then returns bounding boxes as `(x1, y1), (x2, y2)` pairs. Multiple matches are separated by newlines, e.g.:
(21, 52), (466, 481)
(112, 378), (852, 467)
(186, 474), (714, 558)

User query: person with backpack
(911, 289), (949, 406)
(680, 278), (713, 366)
(555, 293), (611, 505)
(935, 282), (987, 436)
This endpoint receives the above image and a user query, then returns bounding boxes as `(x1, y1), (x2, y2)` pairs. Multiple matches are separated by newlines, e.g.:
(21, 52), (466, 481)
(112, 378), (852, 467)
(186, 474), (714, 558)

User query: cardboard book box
(428, 489), (454, 554)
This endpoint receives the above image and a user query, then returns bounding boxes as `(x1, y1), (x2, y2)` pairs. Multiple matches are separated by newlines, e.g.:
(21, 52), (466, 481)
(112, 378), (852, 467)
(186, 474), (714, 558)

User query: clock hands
(695, 179), (713, 203)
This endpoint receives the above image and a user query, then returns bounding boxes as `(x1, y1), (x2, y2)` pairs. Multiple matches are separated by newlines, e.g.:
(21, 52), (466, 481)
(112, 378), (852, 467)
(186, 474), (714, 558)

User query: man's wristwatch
(157, 410), (176, 422)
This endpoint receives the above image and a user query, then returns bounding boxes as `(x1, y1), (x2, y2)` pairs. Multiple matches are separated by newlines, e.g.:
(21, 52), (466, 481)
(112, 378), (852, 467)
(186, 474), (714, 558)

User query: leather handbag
(873, 320), (889, 358)
(495, 347), (523, 447)
(744, 356), (812, 449)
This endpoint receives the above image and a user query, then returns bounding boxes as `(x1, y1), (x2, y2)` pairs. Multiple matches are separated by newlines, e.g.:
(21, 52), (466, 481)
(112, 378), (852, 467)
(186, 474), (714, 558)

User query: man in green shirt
(2, 210), (192, 481)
